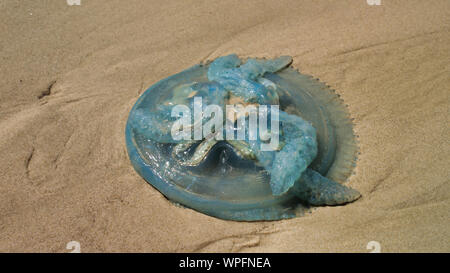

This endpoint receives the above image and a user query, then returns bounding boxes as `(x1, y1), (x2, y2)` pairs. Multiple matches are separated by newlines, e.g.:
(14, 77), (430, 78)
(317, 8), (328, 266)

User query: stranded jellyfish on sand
(126, 54), (360, 221)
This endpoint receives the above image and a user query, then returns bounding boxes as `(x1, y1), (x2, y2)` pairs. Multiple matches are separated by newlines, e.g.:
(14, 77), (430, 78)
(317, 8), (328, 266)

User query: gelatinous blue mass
(126, 54), (360, 221)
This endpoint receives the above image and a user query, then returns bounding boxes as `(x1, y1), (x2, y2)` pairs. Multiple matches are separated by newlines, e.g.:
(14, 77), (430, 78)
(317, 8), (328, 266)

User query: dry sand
(0, 0), (449, 252)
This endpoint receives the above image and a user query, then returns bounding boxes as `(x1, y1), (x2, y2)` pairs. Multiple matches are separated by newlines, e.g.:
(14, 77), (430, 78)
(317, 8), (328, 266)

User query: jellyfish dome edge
(125, 54), (360, 221)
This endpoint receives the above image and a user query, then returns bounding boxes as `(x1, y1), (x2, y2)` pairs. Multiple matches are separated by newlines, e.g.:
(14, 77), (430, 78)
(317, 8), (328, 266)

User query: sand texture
(0, 0), (449, 252)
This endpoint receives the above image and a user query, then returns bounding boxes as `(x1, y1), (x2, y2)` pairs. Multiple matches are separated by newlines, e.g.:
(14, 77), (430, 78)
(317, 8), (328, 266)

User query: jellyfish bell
(126, 55), (360, 221)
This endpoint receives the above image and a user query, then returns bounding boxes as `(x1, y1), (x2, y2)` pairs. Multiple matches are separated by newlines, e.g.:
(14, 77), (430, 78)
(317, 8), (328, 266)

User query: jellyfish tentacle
(255, 111), (318, 196)
(207, 55), (291, 104)
(227, 140), (256, 160)
(178, 136), (219, 167)
(172, 140), (198, 158)
(292, 168), (361, 206)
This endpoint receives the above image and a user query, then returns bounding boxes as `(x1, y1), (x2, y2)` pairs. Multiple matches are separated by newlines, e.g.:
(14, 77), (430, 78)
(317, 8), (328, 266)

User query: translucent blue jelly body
(125, 55), (360, 221)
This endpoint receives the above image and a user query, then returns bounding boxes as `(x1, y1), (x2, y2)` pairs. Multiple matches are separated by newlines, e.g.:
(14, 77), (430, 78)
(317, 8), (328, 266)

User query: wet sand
(0, 0), (448, 252)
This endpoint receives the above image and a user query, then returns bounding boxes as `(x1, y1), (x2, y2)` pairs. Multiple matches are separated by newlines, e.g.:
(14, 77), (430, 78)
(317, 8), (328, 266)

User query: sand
(0, 0), (448, 252)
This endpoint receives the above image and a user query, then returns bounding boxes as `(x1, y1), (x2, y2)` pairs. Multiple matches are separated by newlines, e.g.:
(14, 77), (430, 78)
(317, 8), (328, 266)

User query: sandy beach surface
(0, 0), (448, 252)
